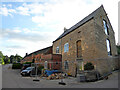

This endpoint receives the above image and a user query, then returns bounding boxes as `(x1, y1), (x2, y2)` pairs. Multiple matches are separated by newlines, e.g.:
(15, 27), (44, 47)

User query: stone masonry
(52, 5), (118, 76)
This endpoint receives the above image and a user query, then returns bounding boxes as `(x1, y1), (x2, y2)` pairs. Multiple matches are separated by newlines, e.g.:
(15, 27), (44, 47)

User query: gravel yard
(2, 64), (119, 88)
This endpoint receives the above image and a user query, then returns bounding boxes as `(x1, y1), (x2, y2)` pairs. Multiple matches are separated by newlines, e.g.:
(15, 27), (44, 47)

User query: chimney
(25, 53), (28, 56)
(64, 27), (67, 32)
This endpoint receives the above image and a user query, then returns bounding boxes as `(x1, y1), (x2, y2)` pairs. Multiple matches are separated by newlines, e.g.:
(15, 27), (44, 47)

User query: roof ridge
(24, 46), (52, 57)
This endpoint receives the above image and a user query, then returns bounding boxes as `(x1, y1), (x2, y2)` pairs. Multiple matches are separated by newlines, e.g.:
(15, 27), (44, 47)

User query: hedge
(12, 63), (22, 69)
(23, 62), (32, 64)
(37, 66), (44, 74)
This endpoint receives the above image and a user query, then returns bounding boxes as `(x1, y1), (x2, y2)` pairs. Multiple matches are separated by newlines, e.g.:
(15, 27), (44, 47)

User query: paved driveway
(2, 64), (119, 88)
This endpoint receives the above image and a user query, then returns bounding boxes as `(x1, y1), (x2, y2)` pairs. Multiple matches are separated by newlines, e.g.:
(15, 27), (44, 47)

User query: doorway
(76, 40), (82, 58)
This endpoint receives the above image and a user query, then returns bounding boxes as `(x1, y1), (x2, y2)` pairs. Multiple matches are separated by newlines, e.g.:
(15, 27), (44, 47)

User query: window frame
(106, 39), (112, 56)
(56, 61), (58, 65)
(64, 43), (69, 52)
(64, 60), (69, 70)
(103, 19), (109, 35)
(56, 46), (59, 53)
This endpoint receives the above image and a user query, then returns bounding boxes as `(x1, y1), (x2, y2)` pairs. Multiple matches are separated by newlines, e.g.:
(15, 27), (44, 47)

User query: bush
(37, 66), (44, 74)
(84, 62), (94, 70)
(12, 63), (22, 69)
(23, 62), (32, 64)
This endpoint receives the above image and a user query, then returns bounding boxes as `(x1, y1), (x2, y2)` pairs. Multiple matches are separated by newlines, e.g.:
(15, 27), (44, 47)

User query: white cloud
(0, 7), (9, 16)
(13, 29), (21, 33)
(23, 28), (31, 33)
(8, 4), (12, 7)
(30, 1), (99, 27)
(0, 27), (54, 56)
(2, 4), (6, 7)
(19, 0), (118, 44)
(16, 6), (30, 16)
(0, 6), (16, 16)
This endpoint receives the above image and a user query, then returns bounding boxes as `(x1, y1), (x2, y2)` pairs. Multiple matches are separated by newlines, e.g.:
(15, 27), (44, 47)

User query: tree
(15, 54), (22, 63)
(4, 55), (10, 64)
(10, 55), (15, 63)
(9, 54), (23, 63)
(0, 51), (4, 64)
(0, 52), (23, 64)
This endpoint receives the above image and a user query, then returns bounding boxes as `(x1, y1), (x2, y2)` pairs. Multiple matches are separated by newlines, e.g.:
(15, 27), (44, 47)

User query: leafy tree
(4, 55), (10, 64)
(15, 54), (22, 63)
(0, 51), (4, 64)
(0, 51), (23, 64)
(9, 54), (23, 63)
(10, 55), (15, 63)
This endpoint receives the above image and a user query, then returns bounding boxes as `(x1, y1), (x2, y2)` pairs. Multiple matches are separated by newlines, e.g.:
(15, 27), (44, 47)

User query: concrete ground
(2, 64), (119, 88)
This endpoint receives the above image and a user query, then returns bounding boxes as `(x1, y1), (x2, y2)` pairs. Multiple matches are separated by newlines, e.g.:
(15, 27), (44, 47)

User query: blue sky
(0, 0), (119, 57)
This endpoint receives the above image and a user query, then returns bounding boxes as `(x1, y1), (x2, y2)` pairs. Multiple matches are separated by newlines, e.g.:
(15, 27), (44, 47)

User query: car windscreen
(26, 67), (33, 70)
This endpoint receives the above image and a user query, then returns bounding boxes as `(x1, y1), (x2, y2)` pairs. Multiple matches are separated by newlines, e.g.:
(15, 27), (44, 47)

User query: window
(36, 58), (38, 61)
(103, 20), (109, 35)
(56, 46), (59, 53)
(106, 39), (112, 56)
(56, 61), (58, 64)
(76, 40), (82, 58)
(64, 43), (69, 52)
(64, 60), (69, 70)
(44, 61), (48, 69)
(32, 59), (35, 63)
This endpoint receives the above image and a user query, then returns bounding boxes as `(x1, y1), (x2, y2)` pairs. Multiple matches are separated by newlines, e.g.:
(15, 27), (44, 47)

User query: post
(58, 36), (66, 85)
(33, 63), (39, 81)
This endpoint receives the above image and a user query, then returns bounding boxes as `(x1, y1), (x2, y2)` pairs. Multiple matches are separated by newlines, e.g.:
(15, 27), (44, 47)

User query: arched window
(103, 20), (109, 35)
(106, 39), (112, 56)
(56, 46), (59, 53)
(64, 43), (69, 52)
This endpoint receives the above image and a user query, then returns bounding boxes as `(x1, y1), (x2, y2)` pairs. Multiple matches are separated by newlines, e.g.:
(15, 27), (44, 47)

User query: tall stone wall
(53, 19), (96, 76)
(94, 6), (117, 58)
(53, 6), (118, 76)
(93, 6), (118, 75)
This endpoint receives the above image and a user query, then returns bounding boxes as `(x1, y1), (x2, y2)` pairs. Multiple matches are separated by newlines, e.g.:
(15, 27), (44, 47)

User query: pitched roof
(23, 46), (52, 58)
(53, 5), (104, 42)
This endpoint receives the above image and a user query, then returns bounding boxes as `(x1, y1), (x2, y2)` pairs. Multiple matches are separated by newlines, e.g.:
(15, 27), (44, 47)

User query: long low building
(21, 46), (62, 70)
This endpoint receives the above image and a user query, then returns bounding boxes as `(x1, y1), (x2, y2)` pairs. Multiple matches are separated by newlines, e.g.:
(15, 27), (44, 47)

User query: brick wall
(21, 53), (62, 70)
(52, 54), (62, 70)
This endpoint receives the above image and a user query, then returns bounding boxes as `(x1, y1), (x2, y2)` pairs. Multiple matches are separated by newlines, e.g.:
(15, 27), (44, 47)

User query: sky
(0, 0), (119, 57)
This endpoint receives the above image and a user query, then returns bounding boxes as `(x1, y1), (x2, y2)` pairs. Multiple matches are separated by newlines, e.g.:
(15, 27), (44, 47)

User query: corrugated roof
(53, 5), (104, 42)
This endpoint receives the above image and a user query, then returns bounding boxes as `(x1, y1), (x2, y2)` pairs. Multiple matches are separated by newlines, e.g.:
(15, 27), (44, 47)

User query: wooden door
(76, 40), (82, 58)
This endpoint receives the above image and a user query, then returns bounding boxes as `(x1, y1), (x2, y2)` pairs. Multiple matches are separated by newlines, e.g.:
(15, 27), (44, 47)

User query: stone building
(52, 5), (118, 76)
